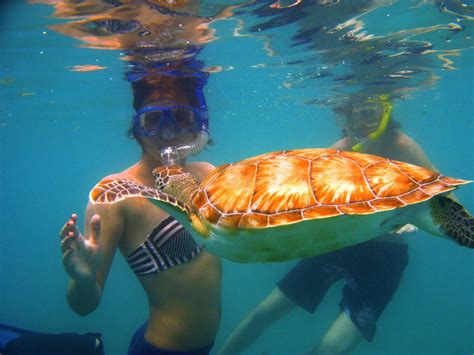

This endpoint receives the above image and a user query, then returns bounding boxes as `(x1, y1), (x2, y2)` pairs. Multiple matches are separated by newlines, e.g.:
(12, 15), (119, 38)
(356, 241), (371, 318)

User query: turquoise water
(1, 1), (473, 354)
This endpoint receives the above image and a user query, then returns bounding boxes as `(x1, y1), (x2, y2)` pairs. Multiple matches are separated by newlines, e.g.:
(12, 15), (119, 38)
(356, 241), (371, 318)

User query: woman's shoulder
(186, 161), (215, 180)
(99, 165), (139, 182)
(187, 161), (215, 172)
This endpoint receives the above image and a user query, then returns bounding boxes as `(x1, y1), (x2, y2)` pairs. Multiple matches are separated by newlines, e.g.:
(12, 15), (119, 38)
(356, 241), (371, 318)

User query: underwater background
(1, 1), (473, 354)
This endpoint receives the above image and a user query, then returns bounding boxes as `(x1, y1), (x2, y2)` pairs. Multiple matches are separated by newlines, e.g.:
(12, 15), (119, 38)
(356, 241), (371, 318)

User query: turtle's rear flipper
(430, 196), (474, 248)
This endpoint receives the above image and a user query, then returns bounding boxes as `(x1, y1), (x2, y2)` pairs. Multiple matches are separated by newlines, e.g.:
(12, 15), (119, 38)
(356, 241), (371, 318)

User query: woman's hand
(59, 213), (103, 284)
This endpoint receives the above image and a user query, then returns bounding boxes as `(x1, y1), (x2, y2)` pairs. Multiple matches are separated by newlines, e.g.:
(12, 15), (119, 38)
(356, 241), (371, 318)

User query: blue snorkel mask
(132, 89), (209, 166)
(133, 105), (208, 136)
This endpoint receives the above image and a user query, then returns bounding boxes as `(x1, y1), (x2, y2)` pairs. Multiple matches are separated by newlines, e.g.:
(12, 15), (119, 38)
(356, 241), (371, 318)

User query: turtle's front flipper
(429, 196), (474, 248)
(89, 178), (166, 205)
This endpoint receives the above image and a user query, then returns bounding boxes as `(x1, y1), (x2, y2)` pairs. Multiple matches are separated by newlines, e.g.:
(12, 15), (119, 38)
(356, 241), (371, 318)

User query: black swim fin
(0, 323), (104, 355)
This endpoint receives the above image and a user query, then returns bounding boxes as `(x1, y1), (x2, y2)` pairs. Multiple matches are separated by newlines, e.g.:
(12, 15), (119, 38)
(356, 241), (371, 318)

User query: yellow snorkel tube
(351, 95), (393, 152)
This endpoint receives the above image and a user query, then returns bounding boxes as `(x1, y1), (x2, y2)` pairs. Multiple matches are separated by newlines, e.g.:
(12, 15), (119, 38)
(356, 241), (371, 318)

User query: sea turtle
(90, 148), (473, 262)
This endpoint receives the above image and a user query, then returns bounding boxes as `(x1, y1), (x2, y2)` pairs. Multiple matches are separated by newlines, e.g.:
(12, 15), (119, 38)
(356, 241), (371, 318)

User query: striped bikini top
(127, 216), (202, 276)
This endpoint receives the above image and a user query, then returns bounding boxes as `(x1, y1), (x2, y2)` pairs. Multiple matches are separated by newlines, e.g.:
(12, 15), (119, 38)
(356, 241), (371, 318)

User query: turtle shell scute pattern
(192, 149), (470, 229)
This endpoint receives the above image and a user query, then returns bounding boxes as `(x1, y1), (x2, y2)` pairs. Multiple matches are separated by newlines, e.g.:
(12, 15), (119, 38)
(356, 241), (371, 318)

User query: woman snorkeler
(59, 69), (222, 355)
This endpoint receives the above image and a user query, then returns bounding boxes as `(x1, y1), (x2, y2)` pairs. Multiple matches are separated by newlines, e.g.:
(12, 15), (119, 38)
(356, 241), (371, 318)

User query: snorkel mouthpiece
(161, 146), (181, 167)
(160, 131), (209, 167)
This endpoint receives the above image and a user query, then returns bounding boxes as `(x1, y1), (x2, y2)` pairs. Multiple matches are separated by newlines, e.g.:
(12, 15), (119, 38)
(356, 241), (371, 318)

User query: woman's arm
(60, 201), (125, 316)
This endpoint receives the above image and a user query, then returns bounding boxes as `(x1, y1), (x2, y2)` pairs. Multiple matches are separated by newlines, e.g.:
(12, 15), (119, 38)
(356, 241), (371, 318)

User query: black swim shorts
(277, 240), (408, 341)
(128, 322), (214, 355)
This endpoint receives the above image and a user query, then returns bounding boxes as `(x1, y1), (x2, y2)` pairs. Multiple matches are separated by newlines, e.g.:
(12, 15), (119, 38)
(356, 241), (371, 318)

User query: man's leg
(312, 241), (409, 355)
(218, 288), (297, 354)
(313, 311), (363, 355)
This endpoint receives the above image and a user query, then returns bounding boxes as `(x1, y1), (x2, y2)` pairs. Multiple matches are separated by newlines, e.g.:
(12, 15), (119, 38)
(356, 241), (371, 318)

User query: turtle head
(153, 166), (188, 190)
(152, 166), (210, 238)
(152, 166), (199, 207)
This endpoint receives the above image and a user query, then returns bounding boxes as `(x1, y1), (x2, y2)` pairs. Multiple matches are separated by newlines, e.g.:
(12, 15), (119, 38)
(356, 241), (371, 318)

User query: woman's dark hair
(127, 56), (209, 140)
(131, 71), (206, 111)
(126, 62), (210, 142)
